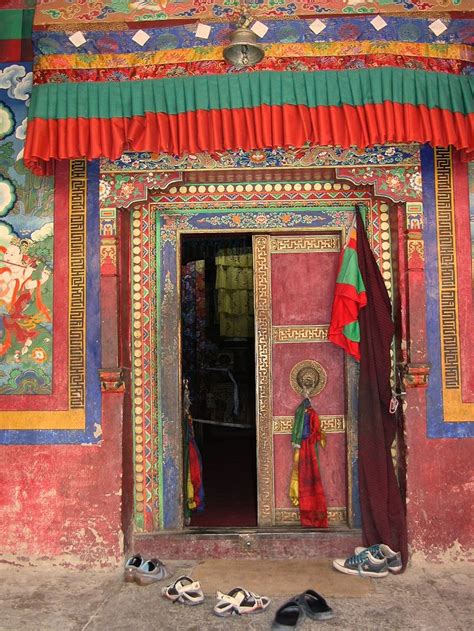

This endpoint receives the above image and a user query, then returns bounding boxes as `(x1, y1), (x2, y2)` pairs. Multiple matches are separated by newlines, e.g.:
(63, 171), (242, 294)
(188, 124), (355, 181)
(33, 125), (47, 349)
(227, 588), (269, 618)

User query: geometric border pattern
(424, 146), (474, 437)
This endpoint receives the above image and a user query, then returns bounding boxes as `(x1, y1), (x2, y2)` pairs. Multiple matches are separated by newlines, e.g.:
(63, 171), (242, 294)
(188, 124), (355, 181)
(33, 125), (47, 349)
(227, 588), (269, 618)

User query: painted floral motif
(336, 165), (423, 202)
(101, 144), (420, 174)
(99, 172), (182, 208)
(34, 0), (469, 25)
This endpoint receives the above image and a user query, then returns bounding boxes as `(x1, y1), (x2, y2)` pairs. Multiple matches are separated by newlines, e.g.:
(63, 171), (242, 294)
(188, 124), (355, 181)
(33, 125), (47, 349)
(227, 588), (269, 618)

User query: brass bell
(223, 27), (264, 68)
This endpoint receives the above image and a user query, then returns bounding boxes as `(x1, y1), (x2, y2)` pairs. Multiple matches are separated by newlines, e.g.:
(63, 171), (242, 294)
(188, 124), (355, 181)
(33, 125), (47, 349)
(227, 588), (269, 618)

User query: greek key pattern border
(270, 235), (340, 253)
(273, 416), (346, 434)
(272, 325), (329, 343)
(253, 235), (274, 527)
(435, 148), (460, 390)
(275, 507), (347, 525)
(69, 160), (87, 409)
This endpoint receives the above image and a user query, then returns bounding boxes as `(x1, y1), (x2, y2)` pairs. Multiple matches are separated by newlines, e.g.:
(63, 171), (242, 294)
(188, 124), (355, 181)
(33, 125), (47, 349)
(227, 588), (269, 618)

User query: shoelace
(363, 544), (383, 558)
(345, 550), (371, 566)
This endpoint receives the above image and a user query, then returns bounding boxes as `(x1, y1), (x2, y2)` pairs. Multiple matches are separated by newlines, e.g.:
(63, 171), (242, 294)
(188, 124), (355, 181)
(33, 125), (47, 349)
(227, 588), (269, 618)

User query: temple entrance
(181, 234), (257, 527)
(180, 229), (351, 529)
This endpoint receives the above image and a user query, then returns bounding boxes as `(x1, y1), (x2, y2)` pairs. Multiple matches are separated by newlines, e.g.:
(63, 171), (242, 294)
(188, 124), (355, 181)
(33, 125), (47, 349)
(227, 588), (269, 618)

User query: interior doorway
(180, 233), (258, 527)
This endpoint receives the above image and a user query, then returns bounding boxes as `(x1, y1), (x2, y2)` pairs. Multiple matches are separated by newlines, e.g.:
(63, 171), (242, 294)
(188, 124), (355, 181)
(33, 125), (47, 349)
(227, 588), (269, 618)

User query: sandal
(161, 576), (204, 606)
(134, 558), (168, 585)
(271, 598), (304, 629)
(213, 587), (271, 617)
(299, 589), (334, 621)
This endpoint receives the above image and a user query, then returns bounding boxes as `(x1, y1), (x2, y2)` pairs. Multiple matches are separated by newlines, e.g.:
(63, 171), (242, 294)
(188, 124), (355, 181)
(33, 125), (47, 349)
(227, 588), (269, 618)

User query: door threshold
(132, 527), (362, 560)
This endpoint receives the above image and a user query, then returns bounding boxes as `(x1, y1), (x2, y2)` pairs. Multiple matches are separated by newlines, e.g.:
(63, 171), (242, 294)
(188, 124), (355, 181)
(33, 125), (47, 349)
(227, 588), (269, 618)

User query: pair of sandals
(272, 590), (334, 629)
(162, 577), (271, 617)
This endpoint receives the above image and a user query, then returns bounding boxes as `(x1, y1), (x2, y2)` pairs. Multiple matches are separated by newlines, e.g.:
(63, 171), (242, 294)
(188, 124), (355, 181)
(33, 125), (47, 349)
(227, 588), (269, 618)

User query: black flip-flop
(299, 589), (334, 620)
(271, 597), (305, 629)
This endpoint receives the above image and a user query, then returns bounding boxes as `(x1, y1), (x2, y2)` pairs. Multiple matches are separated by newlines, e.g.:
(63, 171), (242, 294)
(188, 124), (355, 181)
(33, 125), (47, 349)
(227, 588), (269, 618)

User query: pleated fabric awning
(24, 37), (474, 175)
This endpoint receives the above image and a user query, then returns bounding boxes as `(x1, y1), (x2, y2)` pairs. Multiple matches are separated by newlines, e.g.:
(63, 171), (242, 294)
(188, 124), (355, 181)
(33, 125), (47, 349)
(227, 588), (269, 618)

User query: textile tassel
(290, 399), (328, 528)
(183, 381), (205, 518)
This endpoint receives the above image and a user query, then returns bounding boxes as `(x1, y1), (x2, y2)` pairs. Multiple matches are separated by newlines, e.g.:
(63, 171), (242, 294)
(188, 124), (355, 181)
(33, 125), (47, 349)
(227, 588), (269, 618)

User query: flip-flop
(213, 587), (271, 617)
(299, 589), (334, 620)
(271, 597), (305, 629)
(161, 576), (204, 605)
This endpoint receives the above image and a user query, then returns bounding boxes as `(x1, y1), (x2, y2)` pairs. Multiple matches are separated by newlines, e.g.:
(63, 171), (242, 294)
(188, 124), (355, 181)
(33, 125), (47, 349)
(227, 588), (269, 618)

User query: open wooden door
(253, 234), (350, 527)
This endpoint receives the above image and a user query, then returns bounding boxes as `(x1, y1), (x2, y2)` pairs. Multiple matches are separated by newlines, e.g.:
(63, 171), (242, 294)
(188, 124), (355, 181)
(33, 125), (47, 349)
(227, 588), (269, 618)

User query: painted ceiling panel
(33, 1), (471, 25)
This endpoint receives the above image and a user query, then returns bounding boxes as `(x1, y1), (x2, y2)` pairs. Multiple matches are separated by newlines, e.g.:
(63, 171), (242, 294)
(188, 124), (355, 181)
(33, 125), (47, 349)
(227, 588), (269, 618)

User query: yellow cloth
(289, 448), (300, 508)
(215, 251), (253, 337)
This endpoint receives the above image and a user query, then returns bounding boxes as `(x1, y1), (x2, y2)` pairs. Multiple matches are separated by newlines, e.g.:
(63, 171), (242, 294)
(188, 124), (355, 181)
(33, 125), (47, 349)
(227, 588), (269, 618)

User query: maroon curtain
(356, 210), (408, 569)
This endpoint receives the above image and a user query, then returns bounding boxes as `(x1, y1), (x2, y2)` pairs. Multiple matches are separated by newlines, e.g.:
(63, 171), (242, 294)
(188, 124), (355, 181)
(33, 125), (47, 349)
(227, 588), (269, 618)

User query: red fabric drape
(25, 102), (474, 175)
(298, 408), (328, 529)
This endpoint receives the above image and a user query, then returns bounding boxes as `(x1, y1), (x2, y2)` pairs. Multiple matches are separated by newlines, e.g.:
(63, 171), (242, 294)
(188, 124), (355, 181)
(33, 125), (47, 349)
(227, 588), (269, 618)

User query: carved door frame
(156, 205), (365, 530)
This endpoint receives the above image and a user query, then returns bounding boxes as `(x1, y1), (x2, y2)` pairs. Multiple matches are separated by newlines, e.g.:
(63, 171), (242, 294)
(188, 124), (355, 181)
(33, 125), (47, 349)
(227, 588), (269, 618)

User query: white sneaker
(354, 544), (402, 574)
(333, 550), (389, 578)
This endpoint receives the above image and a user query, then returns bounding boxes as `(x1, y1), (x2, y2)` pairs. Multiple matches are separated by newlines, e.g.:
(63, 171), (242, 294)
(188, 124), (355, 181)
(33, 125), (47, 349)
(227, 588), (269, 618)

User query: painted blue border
(423, 145), (474, 438)
(0, 161), (102, 444)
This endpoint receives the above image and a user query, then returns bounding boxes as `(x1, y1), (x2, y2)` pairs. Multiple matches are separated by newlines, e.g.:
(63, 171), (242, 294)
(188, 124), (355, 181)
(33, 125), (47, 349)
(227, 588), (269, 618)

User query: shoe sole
(135, 574), (168, 586)
(332, 561), (388, 578)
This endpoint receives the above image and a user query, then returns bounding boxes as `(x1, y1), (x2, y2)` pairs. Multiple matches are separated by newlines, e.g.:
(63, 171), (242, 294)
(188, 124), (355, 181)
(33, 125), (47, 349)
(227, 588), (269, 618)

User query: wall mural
(0, 61), (54, 395)
(34, 0), (469, 25)
(0, 64), (102, 443)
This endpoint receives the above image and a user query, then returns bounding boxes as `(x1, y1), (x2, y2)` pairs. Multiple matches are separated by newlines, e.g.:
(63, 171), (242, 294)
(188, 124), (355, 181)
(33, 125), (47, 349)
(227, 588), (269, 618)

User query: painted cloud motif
(15, 117), (27, 141)
(0, 65), (32, 102)
(0, 175), (17, 216)
(0, 103), (15, 141)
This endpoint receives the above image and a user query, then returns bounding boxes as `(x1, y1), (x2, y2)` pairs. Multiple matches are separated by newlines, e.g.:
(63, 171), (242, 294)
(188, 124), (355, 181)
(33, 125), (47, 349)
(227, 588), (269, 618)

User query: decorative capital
(401, 363), (430, 389)
(99, 368), (126, 392)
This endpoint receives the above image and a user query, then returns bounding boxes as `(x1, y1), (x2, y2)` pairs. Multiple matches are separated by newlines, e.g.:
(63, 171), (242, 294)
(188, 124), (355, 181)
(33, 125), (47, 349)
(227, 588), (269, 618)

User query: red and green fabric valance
(24, 67), (474, 174)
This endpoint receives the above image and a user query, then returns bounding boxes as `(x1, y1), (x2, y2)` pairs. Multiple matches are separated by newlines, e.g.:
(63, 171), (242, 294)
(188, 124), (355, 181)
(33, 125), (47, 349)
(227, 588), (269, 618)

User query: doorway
(180, 233), (257, 527)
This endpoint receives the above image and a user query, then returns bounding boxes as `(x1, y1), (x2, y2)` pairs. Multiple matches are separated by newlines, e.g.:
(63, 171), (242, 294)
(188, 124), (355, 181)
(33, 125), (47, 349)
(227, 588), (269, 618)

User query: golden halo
(290, 360), (327, 398)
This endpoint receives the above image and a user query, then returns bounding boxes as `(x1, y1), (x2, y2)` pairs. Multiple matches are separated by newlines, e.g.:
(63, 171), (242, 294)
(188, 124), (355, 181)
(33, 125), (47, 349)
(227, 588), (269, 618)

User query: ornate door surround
(98, 144), (422, 533)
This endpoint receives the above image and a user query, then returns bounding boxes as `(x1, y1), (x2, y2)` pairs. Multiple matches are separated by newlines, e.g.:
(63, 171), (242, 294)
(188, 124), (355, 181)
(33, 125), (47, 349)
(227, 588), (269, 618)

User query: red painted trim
(25, 103), (474, 176)
(0, 39), (32, 62)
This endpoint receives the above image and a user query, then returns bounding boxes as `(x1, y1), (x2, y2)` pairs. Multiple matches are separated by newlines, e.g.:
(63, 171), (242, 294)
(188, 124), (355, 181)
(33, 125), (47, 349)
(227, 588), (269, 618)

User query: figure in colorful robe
(289, 398), (328, 528)
(0, 239), (51, 358)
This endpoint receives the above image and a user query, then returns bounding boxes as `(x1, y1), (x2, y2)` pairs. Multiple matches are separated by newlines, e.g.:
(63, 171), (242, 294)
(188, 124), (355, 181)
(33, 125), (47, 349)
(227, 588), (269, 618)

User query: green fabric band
(29, 68), (474, 121)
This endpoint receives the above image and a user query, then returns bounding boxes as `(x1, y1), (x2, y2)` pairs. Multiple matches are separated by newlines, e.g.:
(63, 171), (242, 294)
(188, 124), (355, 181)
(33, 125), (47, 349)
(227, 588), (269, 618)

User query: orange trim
(25, 102), (474, 176)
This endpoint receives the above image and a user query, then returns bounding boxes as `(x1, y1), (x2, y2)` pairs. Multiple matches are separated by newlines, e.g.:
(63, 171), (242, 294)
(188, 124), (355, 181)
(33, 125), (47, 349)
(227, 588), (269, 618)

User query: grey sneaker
(354, 544), (402, 574)
(124, 554), (145, 582)
(135, 558), (168, 585)
(333, 550), (389, 578)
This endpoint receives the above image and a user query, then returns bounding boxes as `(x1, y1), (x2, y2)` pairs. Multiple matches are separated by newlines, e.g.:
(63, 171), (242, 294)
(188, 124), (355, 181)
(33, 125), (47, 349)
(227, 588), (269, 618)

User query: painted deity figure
(0, 239), (51, 358)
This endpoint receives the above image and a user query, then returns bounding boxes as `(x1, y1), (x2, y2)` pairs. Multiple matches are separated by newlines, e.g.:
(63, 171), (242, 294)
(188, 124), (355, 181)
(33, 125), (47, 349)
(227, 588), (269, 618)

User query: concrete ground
(1, 560), (472, 631)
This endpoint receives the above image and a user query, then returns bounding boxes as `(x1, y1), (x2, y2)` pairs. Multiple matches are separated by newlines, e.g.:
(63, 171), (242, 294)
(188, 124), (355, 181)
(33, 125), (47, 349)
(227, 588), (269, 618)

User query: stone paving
(1, 560), (472, 630)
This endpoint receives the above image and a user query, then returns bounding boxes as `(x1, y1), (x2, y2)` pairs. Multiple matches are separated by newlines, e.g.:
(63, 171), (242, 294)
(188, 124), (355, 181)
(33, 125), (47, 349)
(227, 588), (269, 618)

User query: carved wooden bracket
(401, 363), (430, 389)
(99, 368), (126, 393)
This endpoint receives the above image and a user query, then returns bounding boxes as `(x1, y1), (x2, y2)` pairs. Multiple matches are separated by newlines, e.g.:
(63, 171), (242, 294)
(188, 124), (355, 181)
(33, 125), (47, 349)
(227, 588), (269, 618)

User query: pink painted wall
(405, 391), (474, 562)
(0, 395), (124, 566)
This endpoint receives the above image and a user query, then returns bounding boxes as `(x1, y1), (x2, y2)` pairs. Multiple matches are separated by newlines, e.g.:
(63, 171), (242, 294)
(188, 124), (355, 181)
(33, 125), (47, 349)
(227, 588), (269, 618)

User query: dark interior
(181, 233), (257, 527)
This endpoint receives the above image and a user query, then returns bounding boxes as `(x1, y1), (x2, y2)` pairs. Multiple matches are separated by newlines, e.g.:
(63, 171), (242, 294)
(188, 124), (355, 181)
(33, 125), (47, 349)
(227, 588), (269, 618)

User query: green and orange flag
(328, 211), (367, 361)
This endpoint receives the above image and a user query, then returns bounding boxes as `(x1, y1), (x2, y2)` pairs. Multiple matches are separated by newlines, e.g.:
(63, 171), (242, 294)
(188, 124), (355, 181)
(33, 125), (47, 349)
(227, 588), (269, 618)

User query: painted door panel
(253, 234), (348, 527)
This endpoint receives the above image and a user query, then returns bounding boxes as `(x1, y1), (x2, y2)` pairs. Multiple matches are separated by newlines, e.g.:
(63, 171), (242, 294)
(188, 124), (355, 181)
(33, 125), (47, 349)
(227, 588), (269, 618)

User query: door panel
(272, 342), (344, 416)
(271, 251), (339, 325)
(253, 233), (349, 527)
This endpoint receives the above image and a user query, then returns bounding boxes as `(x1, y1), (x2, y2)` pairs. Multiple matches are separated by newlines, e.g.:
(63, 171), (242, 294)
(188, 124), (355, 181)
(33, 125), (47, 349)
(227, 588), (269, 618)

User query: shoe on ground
(354, 544), (402, 574)
(124, 554), (145, 582)
(333, 550), (389, 578)
(135, 558), (168, 585)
